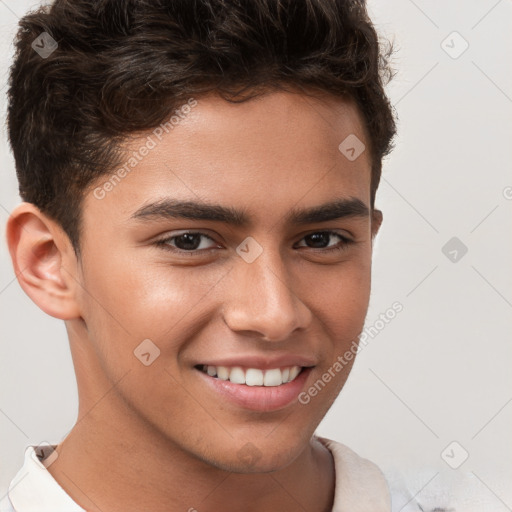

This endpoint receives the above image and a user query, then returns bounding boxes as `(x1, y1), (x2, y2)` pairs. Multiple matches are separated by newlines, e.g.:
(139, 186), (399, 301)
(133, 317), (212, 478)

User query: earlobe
(6, 202), (82, 320)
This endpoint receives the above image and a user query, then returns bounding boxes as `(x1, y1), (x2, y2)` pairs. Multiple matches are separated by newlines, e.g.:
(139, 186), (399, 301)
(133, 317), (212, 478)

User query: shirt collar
(7, 445), (85, 512)
(7, 439), (390, 512)
(316, 436), (391, 511)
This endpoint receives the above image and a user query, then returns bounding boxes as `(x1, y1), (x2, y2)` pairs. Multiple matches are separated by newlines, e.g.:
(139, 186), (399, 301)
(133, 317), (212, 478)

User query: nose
(222, 248), (312, 342)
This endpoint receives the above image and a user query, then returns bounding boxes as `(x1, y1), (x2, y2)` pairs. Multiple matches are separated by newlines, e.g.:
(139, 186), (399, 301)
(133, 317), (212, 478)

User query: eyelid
(294, 230), (353, 247)
(154, 229), (354, 255)
(154, 230), (220, 251)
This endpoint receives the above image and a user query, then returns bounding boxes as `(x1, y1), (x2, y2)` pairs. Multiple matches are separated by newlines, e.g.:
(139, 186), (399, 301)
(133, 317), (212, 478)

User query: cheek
(304, 257), (372, 339)
(78, 252), (226, 349)
(78, 242), (372, 365)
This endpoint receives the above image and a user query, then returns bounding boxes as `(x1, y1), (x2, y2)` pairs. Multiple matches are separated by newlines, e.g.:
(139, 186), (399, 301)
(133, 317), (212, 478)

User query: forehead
(160, 89), (370, 173)
(85, 90), (372, 225)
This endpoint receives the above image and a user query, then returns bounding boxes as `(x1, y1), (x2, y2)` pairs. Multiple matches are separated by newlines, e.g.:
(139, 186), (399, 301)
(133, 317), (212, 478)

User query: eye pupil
(306, 232), (330, 248)
(176, 233), (201, 250)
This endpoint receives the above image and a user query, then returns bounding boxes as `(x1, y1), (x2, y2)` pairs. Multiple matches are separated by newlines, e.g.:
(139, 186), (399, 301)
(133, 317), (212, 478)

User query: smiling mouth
(195, 364), (304, 387)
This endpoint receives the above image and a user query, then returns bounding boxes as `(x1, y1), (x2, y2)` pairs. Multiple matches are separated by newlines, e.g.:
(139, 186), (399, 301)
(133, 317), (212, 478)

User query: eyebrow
(131, 197), (370, 226)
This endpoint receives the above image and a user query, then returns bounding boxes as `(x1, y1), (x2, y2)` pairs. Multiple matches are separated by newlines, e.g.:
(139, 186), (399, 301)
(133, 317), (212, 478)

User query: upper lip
(195, 354), (317, 370)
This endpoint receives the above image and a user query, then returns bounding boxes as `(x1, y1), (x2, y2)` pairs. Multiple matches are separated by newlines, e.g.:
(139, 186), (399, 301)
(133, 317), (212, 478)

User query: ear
(371, 208), (383, 240)
(6, 202), (82, 320)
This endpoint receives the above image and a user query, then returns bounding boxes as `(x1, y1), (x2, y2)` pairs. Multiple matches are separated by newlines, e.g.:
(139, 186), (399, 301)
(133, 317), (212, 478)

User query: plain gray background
(1, 0), (511, 508)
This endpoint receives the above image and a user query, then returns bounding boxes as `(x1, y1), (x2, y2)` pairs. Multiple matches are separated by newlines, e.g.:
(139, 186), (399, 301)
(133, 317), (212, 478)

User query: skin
(7, 89), (382, 512)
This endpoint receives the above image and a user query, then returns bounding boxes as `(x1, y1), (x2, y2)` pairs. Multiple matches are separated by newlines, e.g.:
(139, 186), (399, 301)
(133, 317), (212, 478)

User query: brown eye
(173, 233), (203, 250)
(304, 232), (331, 248)
(296, 231), (353, 251)
(155, 231), (219, 253)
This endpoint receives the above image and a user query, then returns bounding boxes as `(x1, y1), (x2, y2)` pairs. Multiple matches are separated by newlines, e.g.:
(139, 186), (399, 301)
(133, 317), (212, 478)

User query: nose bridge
(223, 239), (311, 341)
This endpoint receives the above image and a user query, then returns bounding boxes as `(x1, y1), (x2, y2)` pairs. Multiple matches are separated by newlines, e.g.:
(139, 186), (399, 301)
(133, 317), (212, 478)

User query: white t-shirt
(0, 436), (392, 511)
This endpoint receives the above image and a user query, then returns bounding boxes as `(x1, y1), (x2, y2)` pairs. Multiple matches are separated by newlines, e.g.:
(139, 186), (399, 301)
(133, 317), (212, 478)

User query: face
(72, 90), (381, 472)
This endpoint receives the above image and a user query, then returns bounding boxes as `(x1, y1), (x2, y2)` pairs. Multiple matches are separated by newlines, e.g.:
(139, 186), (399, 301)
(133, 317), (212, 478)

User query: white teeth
(229, 367), (245, 384)
(289, 366), (301, 381)
(200, 365), (303, 387)
(245, 368), (264, 386)
(217, 366), (229, 380)
(263, 368), (282, 386)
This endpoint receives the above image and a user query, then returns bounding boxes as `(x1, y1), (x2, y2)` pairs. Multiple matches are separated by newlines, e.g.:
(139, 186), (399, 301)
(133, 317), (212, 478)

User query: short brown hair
(7, 0), (396, 252)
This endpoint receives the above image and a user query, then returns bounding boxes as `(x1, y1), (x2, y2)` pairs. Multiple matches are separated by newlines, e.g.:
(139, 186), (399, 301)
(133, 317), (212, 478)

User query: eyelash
(154, 230), (354, 255)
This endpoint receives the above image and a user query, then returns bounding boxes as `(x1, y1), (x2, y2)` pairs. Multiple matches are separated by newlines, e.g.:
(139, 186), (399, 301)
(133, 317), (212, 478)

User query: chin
(202, 435), (310, 474)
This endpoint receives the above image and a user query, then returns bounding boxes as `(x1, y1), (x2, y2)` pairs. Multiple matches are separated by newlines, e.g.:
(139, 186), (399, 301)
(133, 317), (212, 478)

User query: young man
(2, 0), (397, 510)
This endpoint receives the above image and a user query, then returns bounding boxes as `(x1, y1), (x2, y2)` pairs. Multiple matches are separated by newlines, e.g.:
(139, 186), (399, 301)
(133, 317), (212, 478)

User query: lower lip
(196, 367), (313, 412)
